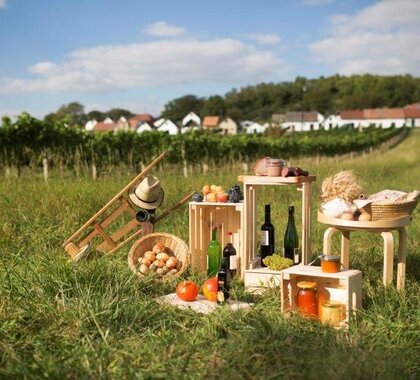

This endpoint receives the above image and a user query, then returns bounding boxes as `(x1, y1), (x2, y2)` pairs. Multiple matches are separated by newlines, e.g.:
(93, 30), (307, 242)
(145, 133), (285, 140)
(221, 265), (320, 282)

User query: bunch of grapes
(228, 184), (244, 203)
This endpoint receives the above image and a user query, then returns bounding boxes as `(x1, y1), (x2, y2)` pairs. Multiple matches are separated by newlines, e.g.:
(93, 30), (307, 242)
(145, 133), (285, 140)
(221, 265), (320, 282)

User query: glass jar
(296, 281), (317, 317)
(321, 255), (341, 273)
(321, 301), (345, 327)
(266, 158), (285, 176)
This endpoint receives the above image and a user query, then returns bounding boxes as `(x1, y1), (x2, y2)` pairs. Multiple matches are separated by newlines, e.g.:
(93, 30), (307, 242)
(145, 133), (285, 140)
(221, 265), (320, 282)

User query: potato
(156, 252), (170, 262)
(144, 251), (156, 262)
(165, 257), (177, 269)
(152, 259), (165, 268)
(139, 264), (149, 275)
(152, 242), (166, 254)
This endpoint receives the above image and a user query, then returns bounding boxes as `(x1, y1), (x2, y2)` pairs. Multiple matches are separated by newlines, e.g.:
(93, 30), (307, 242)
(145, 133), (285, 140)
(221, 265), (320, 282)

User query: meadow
(0, 130), (419, 379)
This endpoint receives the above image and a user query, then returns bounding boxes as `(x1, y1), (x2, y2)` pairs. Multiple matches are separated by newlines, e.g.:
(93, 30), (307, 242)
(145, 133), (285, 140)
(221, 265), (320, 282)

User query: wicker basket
(363, 198), (419, 221)
(128, 232), (189, 278)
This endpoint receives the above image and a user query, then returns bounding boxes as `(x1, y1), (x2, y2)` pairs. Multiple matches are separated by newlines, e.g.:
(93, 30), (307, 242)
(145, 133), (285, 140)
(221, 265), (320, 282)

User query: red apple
(216, 192), (229, 203)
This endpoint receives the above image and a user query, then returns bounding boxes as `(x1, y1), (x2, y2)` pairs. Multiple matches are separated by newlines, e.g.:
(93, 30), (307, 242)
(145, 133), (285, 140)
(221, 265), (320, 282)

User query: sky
(0, 0), (419, 118)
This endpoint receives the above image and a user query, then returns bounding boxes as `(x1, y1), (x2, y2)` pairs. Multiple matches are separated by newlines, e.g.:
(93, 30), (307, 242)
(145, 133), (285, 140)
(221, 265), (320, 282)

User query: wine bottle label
(261, 230), (269, 246)
(229, 255), (237, 270)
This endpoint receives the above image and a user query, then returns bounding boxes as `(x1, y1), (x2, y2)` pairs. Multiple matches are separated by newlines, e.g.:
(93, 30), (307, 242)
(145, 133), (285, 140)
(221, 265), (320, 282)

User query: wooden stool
(318, 212), (411, 290)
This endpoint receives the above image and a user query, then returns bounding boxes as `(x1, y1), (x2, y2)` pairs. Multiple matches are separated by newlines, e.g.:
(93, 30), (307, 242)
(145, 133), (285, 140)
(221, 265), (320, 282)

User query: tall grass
(0, 131), (419, 379)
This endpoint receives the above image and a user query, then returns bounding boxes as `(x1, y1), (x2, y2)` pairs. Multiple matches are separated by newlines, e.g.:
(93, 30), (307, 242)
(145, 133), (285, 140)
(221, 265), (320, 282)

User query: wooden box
(244, 267), (284, 293)
(280, 265), (362, 325)
(189, 202), (245, 277)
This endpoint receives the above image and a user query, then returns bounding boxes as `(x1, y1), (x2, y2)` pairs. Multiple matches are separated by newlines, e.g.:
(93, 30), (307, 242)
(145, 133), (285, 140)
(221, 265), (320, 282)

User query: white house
(136, 122), (154, 134)
(404, 103), (420, 127)
(182, 112), (201, 127)
(85, 119), (97, 131)
(115, 116), (129, 131)
(322, 114), (342, 130)
(153, 118), (166, 128)
(219, 117), (238, 135)
(180, 125), (200, 134)
(157, 119), (179, 135)
(243, 121), (267, 134)
(282, 111), (324, 132)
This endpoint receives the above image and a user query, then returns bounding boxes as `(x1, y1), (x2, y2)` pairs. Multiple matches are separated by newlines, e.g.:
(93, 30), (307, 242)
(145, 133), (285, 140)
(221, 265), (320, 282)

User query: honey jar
(296, 281), (318, 317)
(321, 255), (341, 273)
(320, 301), (345, 327)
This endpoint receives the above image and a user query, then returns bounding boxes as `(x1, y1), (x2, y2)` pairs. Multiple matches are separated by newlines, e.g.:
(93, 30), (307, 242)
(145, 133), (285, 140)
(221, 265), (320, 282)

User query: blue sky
(0, 0), (419, 118)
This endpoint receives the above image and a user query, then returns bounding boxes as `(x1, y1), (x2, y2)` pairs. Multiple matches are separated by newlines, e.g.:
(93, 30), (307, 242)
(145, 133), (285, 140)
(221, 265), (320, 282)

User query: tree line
(17, 74), (420, 127)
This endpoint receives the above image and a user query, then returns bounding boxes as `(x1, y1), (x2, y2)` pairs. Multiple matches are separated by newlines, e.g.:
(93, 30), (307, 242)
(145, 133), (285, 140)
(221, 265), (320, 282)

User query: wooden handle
(63, 152), (166, 247)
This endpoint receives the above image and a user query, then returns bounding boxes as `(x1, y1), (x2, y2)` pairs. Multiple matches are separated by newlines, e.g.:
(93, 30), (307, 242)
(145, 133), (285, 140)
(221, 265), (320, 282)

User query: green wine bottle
(207, 227), (221, 276)
(284, 205), (299, 264)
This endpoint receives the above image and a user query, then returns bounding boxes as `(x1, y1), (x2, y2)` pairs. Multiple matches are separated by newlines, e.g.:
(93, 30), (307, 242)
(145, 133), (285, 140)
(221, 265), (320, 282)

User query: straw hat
(129, 175), (164, 210)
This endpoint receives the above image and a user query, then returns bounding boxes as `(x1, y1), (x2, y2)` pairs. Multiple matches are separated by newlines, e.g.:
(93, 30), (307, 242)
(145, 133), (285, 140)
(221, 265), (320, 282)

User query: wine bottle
(260, 204), (275, 267)
(223, 232), (237, 277)
(217, 247), (230, 304)
(284, 205), (299, 264)
(207, 227), (221, 277)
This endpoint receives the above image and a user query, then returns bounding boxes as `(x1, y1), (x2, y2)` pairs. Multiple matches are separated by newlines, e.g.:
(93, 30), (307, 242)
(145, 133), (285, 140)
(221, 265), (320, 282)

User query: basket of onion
(128, 232), (189, 278)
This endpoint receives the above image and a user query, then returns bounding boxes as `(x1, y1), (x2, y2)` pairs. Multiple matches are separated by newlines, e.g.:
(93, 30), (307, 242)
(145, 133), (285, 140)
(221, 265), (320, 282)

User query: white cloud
(309, 0), (420, 75)
(246, 33), (281, 45)
(302, 0), (333, 5)
(0, 0), (6, 9)
(0, 38), (289, 94)
(144, 21), (185, 37)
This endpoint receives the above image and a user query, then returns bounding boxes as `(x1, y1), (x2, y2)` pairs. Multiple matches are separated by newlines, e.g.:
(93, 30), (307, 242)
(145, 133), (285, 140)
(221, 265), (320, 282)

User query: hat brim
(129, 188), (164, 210)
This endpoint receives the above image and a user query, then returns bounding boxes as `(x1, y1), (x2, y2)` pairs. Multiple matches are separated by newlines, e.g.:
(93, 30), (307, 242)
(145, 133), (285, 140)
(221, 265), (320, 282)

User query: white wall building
(282, 111), (324, 132)
(136, 122), (154, 134)
(157, 119), (179, 135)
(182, 112), (201, 127)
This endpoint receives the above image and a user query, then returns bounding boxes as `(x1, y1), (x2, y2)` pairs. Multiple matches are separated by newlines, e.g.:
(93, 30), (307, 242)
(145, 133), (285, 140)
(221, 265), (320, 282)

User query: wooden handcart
(63, 152), (194, 260)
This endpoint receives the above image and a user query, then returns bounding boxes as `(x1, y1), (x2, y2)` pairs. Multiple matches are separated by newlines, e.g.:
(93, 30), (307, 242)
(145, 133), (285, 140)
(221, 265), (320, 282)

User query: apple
(206, 192), (217, 202)
(216, 192), (229, 203)
(202, 185), (212, 195)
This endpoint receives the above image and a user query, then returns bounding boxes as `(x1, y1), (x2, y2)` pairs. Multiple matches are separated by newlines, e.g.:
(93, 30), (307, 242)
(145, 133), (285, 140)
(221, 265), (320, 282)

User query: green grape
(262, 255), (293, 271)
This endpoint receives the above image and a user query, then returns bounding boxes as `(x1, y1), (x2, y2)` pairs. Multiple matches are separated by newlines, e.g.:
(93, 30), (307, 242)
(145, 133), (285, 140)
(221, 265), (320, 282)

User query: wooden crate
(280, 265), (362, 325)
(189, 202), (245, 277)
(244, 267), (284, 293)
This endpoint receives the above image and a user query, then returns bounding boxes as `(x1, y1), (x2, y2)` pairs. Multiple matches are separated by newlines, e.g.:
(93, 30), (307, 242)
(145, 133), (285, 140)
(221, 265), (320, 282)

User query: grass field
(0, 130), (419, 379)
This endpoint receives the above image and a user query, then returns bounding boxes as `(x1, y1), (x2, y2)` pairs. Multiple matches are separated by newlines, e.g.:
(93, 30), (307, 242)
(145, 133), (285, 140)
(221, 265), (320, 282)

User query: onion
(156, 252), (170, 262)
(165, 256), (177, 269)
(152, 242), (166, 254)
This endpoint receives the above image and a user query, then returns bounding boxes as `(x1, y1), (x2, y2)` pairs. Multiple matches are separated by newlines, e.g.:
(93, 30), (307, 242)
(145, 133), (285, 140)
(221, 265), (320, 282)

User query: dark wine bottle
(223, 232), (237, 277)
(260, 204), (275, 267)
(217, 246), (230, 304)
(284, 205), (299, 264)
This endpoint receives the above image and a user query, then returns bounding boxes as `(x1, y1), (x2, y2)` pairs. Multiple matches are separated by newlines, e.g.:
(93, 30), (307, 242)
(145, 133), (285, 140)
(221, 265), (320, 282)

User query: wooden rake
(62, 152), (194, 260)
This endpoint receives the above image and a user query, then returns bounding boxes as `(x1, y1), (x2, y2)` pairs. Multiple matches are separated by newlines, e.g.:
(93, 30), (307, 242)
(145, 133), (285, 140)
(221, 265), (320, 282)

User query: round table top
(317, 211), (411, 230)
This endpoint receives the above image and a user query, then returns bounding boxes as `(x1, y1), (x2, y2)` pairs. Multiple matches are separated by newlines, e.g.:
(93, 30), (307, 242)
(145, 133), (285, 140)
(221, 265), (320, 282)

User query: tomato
(176, 281), (199, 302)
(202, 277), (218, 302)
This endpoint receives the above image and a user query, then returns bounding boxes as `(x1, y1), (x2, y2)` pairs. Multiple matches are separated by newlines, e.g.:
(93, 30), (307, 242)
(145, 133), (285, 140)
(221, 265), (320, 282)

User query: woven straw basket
(128, 232), (189, 278)
(363, 198), (419, 221)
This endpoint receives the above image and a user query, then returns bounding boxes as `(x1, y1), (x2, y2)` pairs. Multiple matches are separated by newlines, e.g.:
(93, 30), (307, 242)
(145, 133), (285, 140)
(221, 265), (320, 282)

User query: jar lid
(297, 281), (317, 289)
(322, 301), (343, 309)
(268, 158), (285, 165)
(321, 255), (340, 262)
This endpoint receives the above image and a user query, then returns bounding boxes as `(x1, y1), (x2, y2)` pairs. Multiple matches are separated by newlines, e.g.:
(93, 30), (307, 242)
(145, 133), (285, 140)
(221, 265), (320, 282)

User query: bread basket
(128, 232), (189, 278)
(363, 197), (419, 221)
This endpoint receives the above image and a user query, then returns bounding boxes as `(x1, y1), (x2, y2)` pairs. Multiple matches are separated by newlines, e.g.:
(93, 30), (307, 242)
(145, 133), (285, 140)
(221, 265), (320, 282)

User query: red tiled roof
(285, 111), (319, 122)
(363, 108), (405, 119)
(129, 114), (154, 129)
(340, 110), (364, 120)
(203, 116), (220, 128)
(404, 103), (420, 118)
(93, 122), (116, 132)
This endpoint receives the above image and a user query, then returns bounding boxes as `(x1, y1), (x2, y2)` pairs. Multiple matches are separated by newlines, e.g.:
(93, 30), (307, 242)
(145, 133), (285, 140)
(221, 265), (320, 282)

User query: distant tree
(44, 101), (86, 126)
(87, 110), (105, 121)
(106, 108), (134, 121)
(202, 95), (226, 117)
(161, 95), (204, 121)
